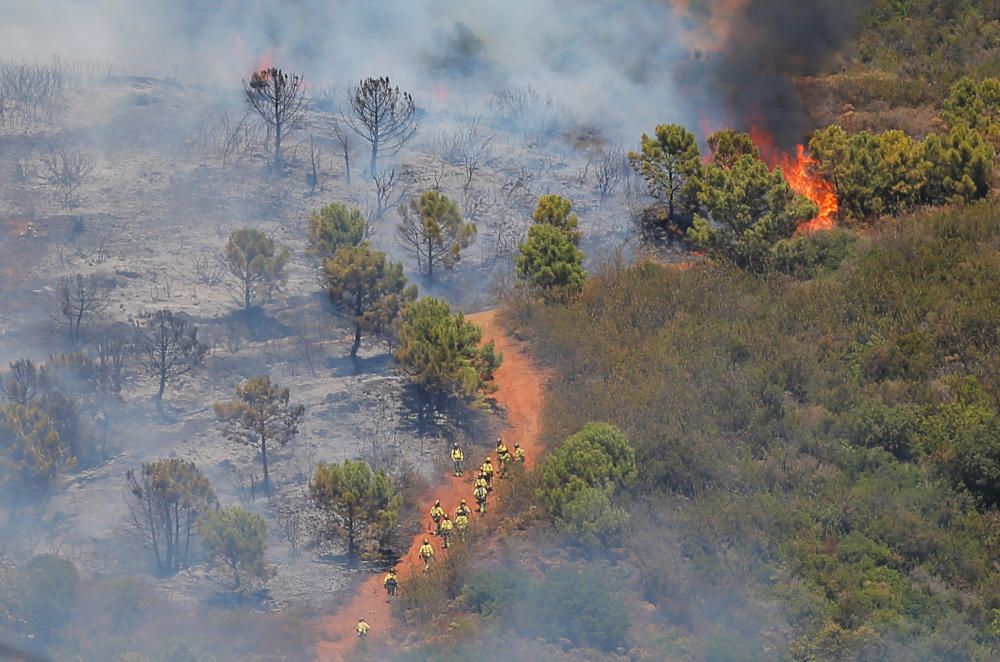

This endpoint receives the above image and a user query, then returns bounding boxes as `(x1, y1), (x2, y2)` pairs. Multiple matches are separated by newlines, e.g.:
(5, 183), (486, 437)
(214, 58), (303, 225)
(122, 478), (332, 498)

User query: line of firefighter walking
(381, 437), (527, 608)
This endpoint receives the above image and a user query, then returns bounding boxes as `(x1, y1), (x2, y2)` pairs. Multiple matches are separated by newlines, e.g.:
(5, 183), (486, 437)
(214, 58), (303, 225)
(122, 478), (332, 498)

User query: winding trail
(315, 309), (547, 661)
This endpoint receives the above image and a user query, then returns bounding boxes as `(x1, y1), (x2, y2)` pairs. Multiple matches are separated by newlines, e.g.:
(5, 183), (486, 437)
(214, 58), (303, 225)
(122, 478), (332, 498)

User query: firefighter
(513, 442), (525, 464)
(473, 482), (488, 513)
(419, 538), (435, 572)
(356, 618), (370, 638)
(439, 514), (454, 548)
(456, 499), (471, 519)
(455, 511), (470, 542)
(383, 568), (398, 601)
(480, 456), (495, 489)
(474, 472), (489, 495)
(496, 438), (512, 478)
(429, 499), (445, 534)
(450, 442), (465, 476)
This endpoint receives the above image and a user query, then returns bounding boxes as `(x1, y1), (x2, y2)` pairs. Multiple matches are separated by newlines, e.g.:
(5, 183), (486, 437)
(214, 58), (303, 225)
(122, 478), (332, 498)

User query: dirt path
(315, 309), (546, 661)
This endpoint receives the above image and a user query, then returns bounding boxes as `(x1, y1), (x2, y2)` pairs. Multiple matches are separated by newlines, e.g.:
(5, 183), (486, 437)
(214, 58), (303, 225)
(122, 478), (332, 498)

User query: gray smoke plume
(3, 0), (698, 138)
(690, 0), (868, 145)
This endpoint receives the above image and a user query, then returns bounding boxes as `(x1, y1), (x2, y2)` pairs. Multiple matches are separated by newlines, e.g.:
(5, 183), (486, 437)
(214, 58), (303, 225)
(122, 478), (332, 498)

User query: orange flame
(750, 127), (838, 234)
(256, 51), (274, 73)
(234, 35), (274, 75)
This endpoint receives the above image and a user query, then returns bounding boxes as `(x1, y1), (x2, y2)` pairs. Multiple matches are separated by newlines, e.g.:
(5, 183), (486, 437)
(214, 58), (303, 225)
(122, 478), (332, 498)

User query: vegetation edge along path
(315, 309), (547, 661)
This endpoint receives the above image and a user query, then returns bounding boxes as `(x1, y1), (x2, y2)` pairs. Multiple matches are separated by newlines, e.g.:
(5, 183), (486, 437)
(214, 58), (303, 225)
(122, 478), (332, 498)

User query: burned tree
(2, 358), (39, 405)
(214, 376), (304, 495)
(243, 67), (306, 171)
(94, 323), (133, 396)
(344, 77), (418, 177)
(135, 309), (208, 406)
(397, 191), (476, 282)
(41, 148), (94, 208)
(0, 403), (73, 513)
(332, 120), (354, 184)
(57, 273), (109, 344)
(125, 458), (216, 575)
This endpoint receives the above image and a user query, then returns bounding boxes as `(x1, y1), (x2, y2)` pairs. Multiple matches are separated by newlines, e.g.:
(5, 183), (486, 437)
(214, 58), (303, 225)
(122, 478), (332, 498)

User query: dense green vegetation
(394, 297), (502, 411)
(809, 122), (994, 220)
(502, 201), (1000, 659)
(852, 1), (1000, 95)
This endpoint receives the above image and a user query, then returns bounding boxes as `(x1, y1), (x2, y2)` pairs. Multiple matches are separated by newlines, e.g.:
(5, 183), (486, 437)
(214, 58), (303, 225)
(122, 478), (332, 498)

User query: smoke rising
(685, 0), (868, 144)
(4, 1), (866, 144)
(3, 1), (697, 138)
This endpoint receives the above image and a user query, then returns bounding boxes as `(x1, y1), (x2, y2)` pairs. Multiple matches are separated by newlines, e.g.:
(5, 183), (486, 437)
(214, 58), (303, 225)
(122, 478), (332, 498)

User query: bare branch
(40, 148), (94, 208)
(242, 67), (306, 171)
(57, 273), (109, 344)
(344, 76), (418, 177)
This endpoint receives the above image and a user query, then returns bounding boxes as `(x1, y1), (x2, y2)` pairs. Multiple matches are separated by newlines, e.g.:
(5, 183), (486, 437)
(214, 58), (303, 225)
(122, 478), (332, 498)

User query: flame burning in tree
(233, 34), (274, 75)
(750, 126), (838, 234)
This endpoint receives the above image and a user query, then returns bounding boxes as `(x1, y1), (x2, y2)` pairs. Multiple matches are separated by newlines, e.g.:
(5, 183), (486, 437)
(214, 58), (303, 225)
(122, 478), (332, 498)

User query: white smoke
(2, 0), (694, 135)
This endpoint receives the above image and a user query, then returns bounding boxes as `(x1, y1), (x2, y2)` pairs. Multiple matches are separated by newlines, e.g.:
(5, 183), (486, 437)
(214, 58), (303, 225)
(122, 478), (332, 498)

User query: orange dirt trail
(315, 309), (547, 661)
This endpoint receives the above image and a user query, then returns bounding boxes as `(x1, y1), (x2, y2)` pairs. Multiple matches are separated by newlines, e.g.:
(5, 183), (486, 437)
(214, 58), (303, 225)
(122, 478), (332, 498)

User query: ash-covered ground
(0, 71), (685, 618)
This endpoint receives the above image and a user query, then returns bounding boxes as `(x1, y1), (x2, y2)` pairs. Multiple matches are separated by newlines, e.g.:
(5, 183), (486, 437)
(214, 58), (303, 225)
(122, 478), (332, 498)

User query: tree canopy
(344, 76), (418, 177)
(397, 191), (476, 281)
(197, 506), (273, 591)
(688, 154), (818, 271)
(214, 376), (304, 495)
(809, 123), (994, 220)
(531, 194), (581, 245)
(628, 123), (702, 225)
(135, 309), (208, 406)
(537, 423), (637, 546)
(0, 403), (73, 508)
(324, 244), (417, 357)
(308, 459), (400, 558)
(224, 228), (290, 311)
(515, 223), (586, 302)
(306, 202), (366, 257)
(125, 458), (216, 574)
(707, 129), (760, 169)
(393, 297), (501, 407)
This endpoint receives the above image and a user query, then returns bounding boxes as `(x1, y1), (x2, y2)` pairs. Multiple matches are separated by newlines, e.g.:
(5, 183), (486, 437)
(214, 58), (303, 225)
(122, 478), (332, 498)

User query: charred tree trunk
(260, 435), (271, 495)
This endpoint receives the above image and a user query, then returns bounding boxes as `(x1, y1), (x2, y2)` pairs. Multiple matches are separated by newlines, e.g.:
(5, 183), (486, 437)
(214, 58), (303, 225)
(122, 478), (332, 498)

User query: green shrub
(517, 565), (629, 652)
(772, 229), (857, 279)
(537, 423), (636, 546)
(460, 568), (527, 616)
